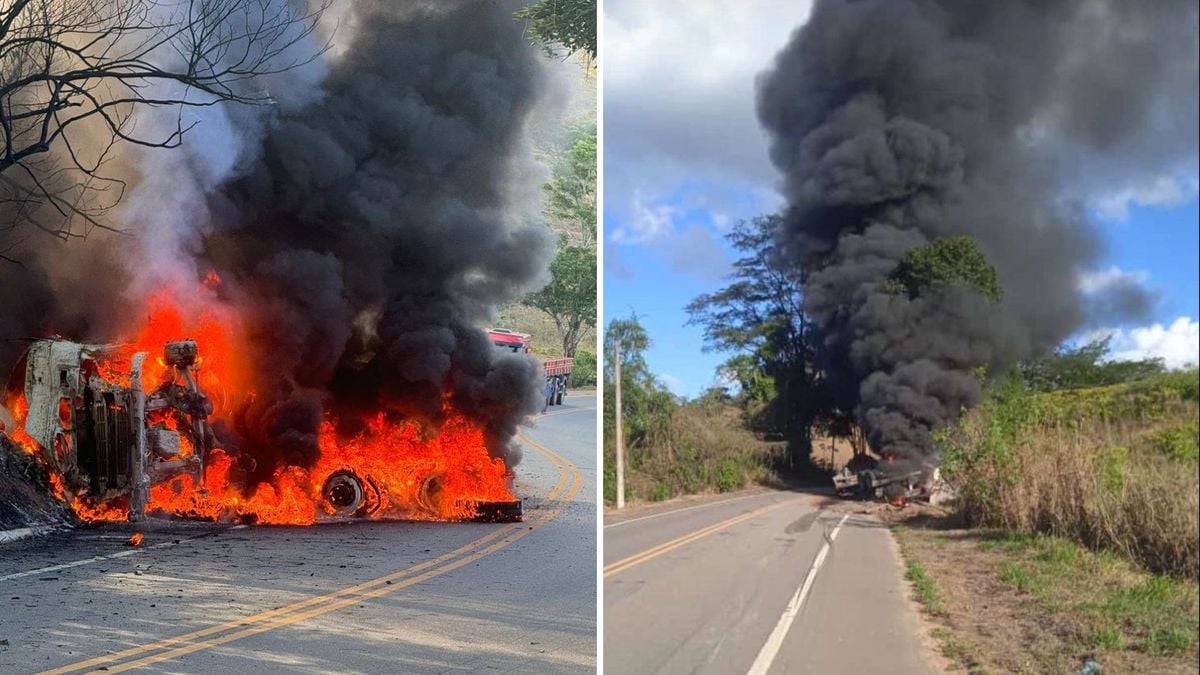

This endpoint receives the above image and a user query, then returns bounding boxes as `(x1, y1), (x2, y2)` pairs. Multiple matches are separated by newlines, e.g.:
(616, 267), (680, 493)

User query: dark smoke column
(204, 0), (553, 477)
(757, 0), (1195, 467)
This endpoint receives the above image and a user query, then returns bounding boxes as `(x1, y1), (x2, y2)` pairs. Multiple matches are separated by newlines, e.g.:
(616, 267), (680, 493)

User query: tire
(555, 389), (564, 405)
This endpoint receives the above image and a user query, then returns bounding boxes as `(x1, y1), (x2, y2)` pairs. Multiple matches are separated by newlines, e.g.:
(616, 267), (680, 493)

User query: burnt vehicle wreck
(832, 453), (944, 505)
(8, 338), (522, 523)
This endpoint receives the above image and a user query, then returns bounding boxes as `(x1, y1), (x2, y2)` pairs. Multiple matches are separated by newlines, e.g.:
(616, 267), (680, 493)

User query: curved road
(604, 489), (936, 675)
(0, 392), (596, 674)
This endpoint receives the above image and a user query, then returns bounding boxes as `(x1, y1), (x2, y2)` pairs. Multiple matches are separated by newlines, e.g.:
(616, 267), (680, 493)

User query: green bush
(1100, 446), (1128, 492)
(570, 351), (596, 387)
(1150, 422), (1199, 463)
(602, 450), (616, 503)
(652, 482), (669, 502)
(716, 457), (743, 492)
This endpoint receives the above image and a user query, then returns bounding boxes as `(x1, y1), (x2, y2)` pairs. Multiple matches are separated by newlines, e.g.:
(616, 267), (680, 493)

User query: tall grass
(940, 370), (1199, 578)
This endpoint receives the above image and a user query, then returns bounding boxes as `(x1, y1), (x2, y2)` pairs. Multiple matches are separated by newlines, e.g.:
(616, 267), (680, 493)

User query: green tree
(685, 215), (843, 461)
(1020, 335), (1167, 391)
(524, 244), (596, 357)
(544, 127), (597, 245)
(603, 316), (676, 473)
(514, 0), (597, 59)
(887, 236), (1002, 302)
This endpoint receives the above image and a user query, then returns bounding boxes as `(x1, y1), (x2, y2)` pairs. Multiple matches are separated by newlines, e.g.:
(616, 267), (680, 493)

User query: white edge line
(745, 513), (850, 675)
(604, 491), (771, 529)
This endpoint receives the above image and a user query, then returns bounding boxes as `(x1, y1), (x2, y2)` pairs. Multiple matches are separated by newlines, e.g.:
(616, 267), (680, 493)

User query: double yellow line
(42, 424), (584, 675)
(603, 498), (800, 578)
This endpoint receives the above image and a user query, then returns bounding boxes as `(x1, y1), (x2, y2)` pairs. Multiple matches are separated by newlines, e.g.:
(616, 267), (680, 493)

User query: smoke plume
(757, 0), (1198, 466)
(1, 0), (556, 479)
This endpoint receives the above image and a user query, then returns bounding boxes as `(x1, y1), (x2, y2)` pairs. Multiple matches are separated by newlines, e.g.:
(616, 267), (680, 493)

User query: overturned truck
(10, 338), (522, 523)
(832, 453), (944, 505)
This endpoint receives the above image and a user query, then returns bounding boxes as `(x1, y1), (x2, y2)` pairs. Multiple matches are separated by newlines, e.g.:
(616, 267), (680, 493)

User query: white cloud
(1093, 172), (1200, 222)
(657, 373), (685, 396)
(609, 193), (677, 244)
(605, 0), (811, 244)
(1096, 316), (1199, 369)
(1077, 265), (1150, 294)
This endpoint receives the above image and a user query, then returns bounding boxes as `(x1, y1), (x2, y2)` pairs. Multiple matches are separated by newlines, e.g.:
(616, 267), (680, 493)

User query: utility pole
(614, 337), (625, 509)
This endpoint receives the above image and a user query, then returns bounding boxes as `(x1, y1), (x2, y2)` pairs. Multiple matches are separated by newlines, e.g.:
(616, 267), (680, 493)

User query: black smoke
(1, 0), (555, 480)
(204, 0), (552, 476)
(757, 0), (1198, 466)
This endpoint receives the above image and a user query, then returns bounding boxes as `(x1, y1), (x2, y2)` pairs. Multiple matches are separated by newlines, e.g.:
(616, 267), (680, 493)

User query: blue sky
(603, 1), (1199, 399)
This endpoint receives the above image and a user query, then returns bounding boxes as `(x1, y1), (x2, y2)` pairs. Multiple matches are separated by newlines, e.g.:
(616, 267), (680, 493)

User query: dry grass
(614, 402), (788, 503)
(942, 374), (1199, 578)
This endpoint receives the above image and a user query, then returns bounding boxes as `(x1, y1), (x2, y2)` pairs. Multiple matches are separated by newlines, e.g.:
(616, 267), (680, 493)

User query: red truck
(487, 329), (573, 408)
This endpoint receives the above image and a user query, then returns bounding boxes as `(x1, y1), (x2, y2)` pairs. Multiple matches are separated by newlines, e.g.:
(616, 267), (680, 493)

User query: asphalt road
(604, 489), (936, 675)
(0, 392), (596, 674)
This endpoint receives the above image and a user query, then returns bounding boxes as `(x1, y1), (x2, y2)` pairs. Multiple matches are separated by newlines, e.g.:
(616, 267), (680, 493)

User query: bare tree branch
(0, 0), (330, 243)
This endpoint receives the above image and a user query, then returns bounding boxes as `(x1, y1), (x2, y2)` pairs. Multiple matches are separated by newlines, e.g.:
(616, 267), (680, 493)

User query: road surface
(0, 392), (596, 674)
(604, 489), (936, 675)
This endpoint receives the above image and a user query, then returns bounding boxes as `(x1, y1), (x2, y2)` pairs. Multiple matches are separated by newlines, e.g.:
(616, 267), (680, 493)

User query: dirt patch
(894, 519), (1199, 674)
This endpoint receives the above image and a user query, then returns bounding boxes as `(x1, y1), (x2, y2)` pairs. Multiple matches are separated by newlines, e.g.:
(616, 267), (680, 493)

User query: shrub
(715, 457), (743, 492)
(1150, 422), (1199, 463)
(652, 482), (669, 502)
(570, 351), (597, 387)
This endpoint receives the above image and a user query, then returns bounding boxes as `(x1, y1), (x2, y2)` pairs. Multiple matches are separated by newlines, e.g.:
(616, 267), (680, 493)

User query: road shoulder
(894, 520), (1200, 674)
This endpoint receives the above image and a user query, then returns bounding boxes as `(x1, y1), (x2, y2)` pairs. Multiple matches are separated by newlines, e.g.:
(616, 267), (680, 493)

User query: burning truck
(2, 328), (525, 524)
(831, 451), (948, 507)
(0, 2), (570, 530)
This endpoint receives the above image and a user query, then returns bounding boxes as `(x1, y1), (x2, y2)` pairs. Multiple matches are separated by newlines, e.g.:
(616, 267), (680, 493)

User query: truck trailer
(487, 329), (574, 409)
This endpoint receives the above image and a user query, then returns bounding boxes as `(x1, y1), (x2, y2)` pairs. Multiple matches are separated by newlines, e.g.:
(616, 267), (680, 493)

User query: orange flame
(128, 532), (144, 546)
(3, 288), (513, 525)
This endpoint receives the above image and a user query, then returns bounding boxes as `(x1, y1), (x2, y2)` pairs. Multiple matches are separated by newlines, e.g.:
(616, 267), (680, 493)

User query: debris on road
(0, 434), (74, 536)
(127, 533), (144, 547)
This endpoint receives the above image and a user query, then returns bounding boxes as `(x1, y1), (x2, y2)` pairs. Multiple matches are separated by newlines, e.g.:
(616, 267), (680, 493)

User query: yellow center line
(41, 420), (585, 675)
(604, 498), (802, 578)
(102, 488), (583, 674)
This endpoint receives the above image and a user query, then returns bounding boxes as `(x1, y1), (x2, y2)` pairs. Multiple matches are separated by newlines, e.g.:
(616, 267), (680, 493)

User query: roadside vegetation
(491, 4), (597, 387)
(894, 344), (1198, 672)
(602, 318), (786, 504)
(939, 363), (1198, 578)
(496, 76), (596, 382)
